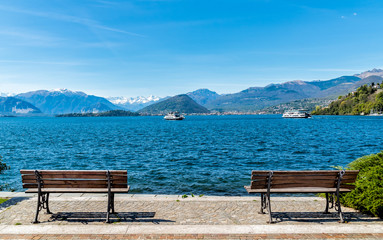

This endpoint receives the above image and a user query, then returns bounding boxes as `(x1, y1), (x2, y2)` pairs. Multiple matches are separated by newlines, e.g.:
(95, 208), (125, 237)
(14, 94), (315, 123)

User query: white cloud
(0, 60), (86, 66)
(308, 68), (364, 72)
(0, 5), (144, 37)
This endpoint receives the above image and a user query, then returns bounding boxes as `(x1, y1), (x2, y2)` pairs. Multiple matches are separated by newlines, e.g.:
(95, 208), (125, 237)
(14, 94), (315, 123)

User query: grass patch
(0, 198), (8, 204)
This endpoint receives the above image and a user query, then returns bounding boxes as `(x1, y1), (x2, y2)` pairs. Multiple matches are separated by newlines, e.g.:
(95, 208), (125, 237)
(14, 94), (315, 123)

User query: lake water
(0, 115), (382, 195)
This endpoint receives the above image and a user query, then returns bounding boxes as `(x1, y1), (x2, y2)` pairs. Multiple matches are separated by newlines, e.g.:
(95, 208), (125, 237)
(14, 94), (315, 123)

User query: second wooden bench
(244, 170), (359, 223)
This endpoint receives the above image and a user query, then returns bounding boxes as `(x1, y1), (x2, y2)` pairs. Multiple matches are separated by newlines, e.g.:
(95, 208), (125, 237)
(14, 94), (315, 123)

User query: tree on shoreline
(0, 155), (10, 191)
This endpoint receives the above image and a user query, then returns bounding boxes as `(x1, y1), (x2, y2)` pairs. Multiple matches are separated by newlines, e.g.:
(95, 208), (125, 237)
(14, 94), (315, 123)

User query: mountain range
(204, 74), (382, 111)
(15, 89), (120, 114)
(1, 69), (383, 115)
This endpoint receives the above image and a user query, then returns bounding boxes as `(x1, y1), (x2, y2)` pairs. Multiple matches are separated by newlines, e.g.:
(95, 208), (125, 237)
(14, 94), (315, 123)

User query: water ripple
(0, 115), (382, 195)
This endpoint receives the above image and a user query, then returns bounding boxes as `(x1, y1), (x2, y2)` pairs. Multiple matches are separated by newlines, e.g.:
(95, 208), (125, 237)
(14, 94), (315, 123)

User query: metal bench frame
(245, 170), (358, 224)
(22, 170), (129, 224)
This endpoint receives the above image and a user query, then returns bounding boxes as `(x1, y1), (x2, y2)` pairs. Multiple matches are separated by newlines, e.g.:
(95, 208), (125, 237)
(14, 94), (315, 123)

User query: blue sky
(0, 0), (382, 97)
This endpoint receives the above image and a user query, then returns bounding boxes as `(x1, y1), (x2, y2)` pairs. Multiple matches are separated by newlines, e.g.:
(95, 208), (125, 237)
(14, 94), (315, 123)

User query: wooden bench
(244, 170), (359, 223)
(21, 170), (130, 223)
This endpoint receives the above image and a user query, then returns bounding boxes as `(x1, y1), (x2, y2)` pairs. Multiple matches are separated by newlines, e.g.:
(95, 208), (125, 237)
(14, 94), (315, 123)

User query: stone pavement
(0, 192), (382, 239)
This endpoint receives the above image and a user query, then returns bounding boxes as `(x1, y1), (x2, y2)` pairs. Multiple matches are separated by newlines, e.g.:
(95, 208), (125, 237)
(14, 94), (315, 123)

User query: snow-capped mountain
(0, 92), (15, 97)
(108, 95), (161, 105)
(108, 95), (162, 111)
(49, 88), (87, 96)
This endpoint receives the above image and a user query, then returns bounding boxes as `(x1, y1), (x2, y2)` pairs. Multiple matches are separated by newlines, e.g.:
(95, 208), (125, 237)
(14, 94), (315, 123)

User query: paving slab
(0, 192), (381, 239)
(0, 194), (380, 226)
(0, 224), (382, 235)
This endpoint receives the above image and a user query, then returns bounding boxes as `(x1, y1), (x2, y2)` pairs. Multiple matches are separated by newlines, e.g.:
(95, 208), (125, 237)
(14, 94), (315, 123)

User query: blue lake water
(0, 115), (382, 195)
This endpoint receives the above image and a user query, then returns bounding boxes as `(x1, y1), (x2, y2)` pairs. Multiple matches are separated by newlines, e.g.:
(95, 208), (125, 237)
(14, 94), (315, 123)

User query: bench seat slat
(270, 179), (337, 185)
(341, 178), (358, 183)
(342, 175), (359, 179)
(22, 175), (127, 181)
(244, 186), (352, 193)
(22, 179), (127, 185)
(25, 187), (130, 193)
(251, 170), (359, 175)
(20, 170), (127, 175)
(270, 178), (337, 184)
(251, 182), (338, 189)
(251, 174), (337, 180)
(251, 173), (358, 179)
(23, 183), (127, 189)
(251, 179), (338, 186)
(251, 171), (340, 176)
(270, 183), (338, 188)
(340, 184), (356, 189)
(271, 175), (337, 180)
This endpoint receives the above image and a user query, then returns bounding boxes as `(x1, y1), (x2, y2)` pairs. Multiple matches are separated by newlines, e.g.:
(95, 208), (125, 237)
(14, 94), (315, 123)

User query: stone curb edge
(0, 225), (382, 235)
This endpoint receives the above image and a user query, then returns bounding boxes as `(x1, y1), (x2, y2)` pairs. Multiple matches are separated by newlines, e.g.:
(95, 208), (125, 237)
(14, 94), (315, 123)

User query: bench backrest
(20, 170), (128, 189)
(249, 170), (359, 190)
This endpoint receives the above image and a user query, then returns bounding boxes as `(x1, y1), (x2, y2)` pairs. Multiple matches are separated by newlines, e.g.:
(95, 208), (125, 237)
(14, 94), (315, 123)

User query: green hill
(312, 82), (383, 115)
(138, 94), (210, 115)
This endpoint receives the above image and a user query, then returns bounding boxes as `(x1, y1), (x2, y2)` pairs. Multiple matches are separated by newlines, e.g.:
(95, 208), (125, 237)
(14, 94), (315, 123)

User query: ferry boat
(282, 109), (311, 118)
(164, 112), (185, 120)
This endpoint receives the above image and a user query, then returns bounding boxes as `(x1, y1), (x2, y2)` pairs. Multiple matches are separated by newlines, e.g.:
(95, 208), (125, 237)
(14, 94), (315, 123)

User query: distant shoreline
(3, 112), (383, 118)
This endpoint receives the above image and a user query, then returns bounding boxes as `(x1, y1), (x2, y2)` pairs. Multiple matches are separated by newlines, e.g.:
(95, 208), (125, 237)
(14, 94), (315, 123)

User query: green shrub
(341, 151), (383, 218)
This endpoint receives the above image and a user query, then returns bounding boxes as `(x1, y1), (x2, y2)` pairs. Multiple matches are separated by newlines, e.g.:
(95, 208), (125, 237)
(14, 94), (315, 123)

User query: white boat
(164, 112), (185, 120)
(369, 109), (383, 116)
(282, 109), (311, 118)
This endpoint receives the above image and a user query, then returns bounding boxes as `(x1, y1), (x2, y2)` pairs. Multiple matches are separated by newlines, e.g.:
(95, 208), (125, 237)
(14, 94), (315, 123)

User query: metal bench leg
(266, 193), (274, 224)
(335, 170), (345, 223)
(258, 193), (266, 214)
(106, 200), (110, 223)
(111, 193), (115, 214)
(45, 193), (52, 214)
(33, 192), (42, 224)
(265, 171), (274, 224)
(335, 193), (345, 223)
(323, 193), (330, 214)
(33, 192), (51, 223)
(105, 170), (112, 223)
(106, 192), (111, 223)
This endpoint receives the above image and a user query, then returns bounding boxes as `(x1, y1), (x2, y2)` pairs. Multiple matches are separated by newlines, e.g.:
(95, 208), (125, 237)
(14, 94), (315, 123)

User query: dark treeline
(56, 110), (140, 117)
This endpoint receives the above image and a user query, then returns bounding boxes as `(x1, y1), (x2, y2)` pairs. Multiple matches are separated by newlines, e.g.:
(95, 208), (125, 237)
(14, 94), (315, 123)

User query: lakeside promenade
(0, 192), (382, 239)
